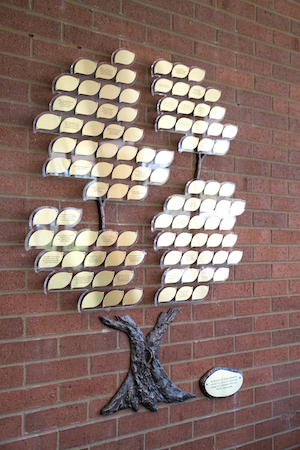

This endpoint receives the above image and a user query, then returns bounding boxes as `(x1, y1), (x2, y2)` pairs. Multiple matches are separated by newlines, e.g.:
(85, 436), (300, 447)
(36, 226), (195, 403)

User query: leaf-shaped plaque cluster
(151, 59), (245, 305)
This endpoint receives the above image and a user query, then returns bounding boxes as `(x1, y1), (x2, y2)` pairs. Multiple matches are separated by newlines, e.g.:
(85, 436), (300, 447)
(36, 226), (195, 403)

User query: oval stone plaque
(200, 367), (243, 399)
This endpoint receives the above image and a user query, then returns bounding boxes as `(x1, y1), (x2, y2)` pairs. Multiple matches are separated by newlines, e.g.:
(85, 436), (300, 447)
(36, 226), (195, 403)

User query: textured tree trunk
(99, 308), (195, 414)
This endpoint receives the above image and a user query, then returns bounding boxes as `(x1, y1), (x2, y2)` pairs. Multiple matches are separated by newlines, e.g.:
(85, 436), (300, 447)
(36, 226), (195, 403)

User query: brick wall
(1, 0), (300, 449)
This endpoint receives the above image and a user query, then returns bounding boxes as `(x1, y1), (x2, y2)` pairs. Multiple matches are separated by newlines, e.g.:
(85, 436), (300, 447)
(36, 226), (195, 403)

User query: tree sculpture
(100, 308), (194, 414)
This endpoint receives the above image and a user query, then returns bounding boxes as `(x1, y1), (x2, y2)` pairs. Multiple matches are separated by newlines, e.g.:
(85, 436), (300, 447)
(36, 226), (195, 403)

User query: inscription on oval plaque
(200, 367), (243, 399)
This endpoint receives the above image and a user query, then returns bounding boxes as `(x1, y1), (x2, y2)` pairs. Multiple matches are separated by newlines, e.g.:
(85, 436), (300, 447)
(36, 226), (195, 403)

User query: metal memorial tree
(25, 50), (245, 414)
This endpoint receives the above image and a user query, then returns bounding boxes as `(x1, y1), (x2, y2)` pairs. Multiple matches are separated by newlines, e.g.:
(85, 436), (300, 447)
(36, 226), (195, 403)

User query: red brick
(119, 407), (168, 435)
(238, 439), (273, 450)
(194, 337), (234, 358)
(253, 144), (287, 162)
(0, 415), (22, 440)
(274, 64), (300, 85)
(236, 403), (271, 426)
(215, 351), (253, 369)
(255, 381), (289, 403)
(1, 385), (57, 414)
(0, 365), (24, 389)
(218, 0), (255, 19)
(275, 0), (300, 19)
(256, 416), (289, 439)
(272, 229), (300, 245)
(291, 378), (300, 394)
(214, 388), (254, 413)
(0, 101), (42, 127)
(237, 89), (271, 110)
(236, 332), (272, 352)
(0, 5), (61, 39)
(171, 358), (214, 382)
(290, 279), (300, 294)
(237, 54), (271, 76)
(273, 262), (300, 279)
(60, 374), (118, 402)
(216, 425), (254, 449)
(28, 174), (87, 199)
(273, 328), (300, 346)
(237, 18), (272, 42)
(34, 0), (93, 26)
(193, 300), (233, 320)
(235, 158), (271, 177)
(253, 244), (288, 261)
(170, 437), (215, 450)
(27, 357), (88, 384)
(0, 338), (57, 365)
(273, 361), (300, 380)
(195, 4), (235, 30)
(94, 12), (146, 42)
(148, 28), (193, 54)
(235, 264), (271, 283)
(145, 422), (193, 450)
(290, 342), (300, 360)
(273, 295), (300, 311)
(289, 181), (300, 196)
(238, 228), (270, 245)
(194, 41), (235, 67)
(273, 97), (289, 115)
(253, 212), (287, 228)
(195, 411), (234, 436)
(123, 0), (170, 28)
(0, 269), (26, 291)
(273, 130), (300, 149)
(218, 30), (254, 54)
(173, 16), (216, 42)
(215, 317), (252, 336)
(254, 280), (288, 297)
(81, 0), (120, 12)
(1, 244), (34, 267)
(226, 104), (253, 125)
(171, 321), (213, 343)
(244, 184), (272, 207)
(1, 0), (29, 7)
(92, 435), (145, 450)
(254, 347), (289, 366)
(216, 66), (254, 89)
(0, 124), (27, 149)
(160, 342), (192, 363)
(59, 419), (116, 449)
(25, 402), (87, 433)
(272, 163), (300, 183)
(235, 298), (271, 315)
(0, 173), (27, 195)
(26, 312), (88, 336)
(0, 292), (57, 315)
(201, 153), (234, 173)
(274, 394), (300, 416)
(255, 110), (288, 130)
(146, 0), (195, 16)
(255, 76), (288, 99)
(33, 39), (92, 66)
(257, 7), (290, 31)
(274, 428), (300, 450)
(60, 332), (117, 357)
(64, 25), (119, 54)
(287, 100), (300, 117)
(0, 77), (28, 102)
(0, 317), (23, 339)
(213, 282), (252, 300)
(254, 314), (288, 331)
(243, 367), (273, 387)
(0, 433), (58, 450)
